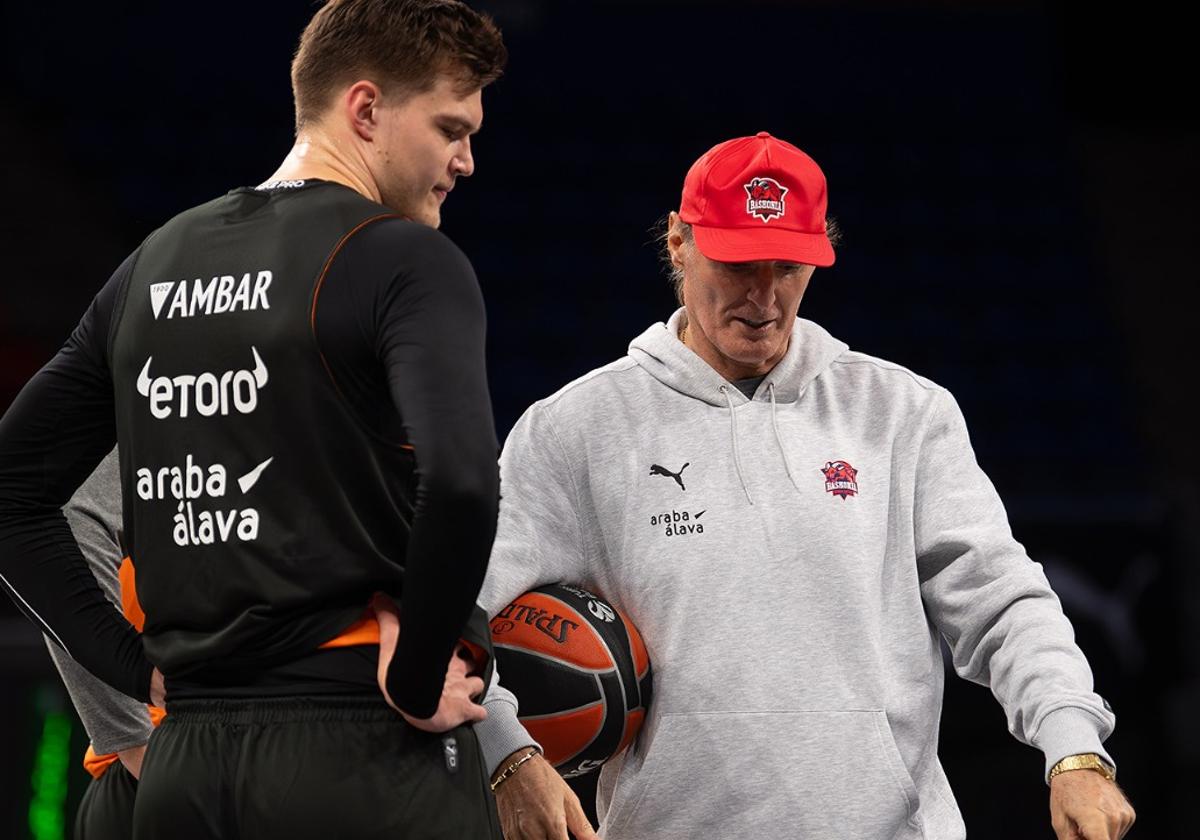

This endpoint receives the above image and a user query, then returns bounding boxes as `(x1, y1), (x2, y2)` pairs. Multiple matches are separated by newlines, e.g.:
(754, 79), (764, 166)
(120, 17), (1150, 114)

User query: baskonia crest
(821, 460), (858, 499)
(744, 177), (789, 223)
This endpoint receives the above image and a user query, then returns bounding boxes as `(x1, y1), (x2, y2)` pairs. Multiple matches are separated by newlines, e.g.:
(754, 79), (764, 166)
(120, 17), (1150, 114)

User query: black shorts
(133, 696), (501, 840)
(76, 761), (137, 840)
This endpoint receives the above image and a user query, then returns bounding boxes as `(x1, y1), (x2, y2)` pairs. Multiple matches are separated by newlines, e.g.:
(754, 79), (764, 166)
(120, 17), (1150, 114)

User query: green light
(28, 708), (72, 840)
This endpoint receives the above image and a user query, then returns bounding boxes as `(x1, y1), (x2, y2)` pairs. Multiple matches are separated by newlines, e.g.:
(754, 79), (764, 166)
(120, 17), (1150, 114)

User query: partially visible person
(0, 2), (508, 837)
(473, 132), (1136, 840)
(43, 449), (153, 840)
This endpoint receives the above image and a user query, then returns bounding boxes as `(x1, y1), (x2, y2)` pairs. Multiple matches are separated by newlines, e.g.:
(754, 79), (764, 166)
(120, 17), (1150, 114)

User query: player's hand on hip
(1050, 769), (1136, 839)
(372, 593), (488, 732)
(494, 751), (598, 840)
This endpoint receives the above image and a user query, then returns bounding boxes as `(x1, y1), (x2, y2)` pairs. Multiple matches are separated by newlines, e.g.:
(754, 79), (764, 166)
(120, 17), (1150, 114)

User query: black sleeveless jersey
(8, 178), (497, 715)
(0, 180), (499, 712)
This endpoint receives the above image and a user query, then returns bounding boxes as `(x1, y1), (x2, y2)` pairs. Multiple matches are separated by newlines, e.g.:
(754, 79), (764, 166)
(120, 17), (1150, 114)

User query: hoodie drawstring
(720, 385), (755, 506)
(769, 383), (802, 493)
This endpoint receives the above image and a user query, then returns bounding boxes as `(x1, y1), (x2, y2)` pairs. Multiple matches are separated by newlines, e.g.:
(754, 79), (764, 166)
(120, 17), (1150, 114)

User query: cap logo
(744, 177), (788, 223)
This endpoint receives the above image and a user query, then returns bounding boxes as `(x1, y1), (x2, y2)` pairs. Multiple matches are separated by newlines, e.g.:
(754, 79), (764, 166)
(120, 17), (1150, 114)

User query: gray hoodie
(476, 309), (1114, 839)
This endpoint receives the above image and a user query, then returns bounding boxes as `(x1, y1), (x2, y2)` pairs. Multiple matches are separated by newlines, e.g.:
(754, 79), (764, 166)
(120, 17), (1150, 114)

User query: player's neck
(264, 130), (381, 204)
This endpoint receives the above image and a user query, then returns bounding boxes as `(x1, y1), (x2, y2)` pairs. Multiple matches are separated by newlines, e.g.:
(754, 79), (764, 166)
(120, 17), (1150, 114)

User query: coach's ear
(666, 211), (687, 267)
(345, 80), (385, 142)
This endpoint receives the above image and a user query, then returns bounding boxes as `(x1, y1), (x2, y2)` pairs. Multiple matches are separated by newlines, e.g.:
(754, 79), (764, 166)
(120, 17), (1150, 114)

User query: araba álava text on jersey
(135, 454), (272, 547)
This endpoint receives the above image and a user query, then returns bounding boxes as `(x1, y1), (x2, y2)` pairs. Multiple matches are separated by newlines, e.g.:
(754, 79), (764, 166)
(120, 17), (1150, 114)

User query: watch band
(1049, 753), (1116, 783)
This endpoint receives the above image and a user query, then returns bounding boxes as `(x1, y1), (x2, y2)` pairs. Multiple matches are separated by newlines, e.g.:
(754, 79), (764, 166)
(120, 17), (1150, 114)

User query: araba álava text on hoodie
(650, 509), (705, 536)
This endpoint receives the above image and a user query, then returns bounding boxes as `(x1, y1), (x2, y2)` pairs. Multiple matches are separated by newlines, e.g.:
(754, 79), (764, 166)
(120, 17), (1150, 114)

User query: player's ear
(345, 80), (384, 141)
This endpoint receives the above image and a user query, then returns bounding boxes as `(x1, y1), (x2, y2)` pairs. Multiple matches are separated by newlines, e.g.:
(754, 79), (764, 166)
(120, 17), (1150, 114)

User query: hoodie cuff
(477, 691), (542, 776)
(1034, 706), (1116, 783)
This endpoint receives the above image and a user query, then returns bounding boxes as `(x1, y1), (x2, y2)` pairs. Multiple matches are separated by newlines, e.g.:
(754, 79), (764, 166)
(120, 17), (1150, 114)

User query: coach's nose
(745, 264), (779, 311)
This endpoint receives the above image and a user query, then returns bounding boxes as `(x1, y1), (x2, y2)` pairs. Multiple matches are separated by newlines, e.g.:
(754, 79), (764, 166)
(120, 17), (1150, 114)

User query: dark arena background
(1, 1), (1195, 837)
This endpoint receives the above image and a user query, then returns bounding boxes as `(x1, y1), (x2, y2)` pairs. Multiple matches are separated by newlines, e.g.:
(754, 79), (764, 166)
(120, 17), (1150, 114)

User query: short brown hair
(291, 0), (507, 130)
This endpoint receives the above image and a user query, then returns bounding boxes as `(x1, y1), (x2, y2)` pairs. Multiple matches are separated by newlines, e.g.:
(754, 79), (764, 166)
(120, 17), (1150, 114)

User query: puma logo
(650, 462), (689, 491)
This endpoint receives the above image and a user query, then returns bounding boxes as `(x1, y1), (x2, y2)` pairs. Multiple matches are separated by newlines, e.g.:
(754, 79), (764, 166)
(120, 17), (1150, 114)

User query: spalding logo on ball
(490, 583), (652, 778)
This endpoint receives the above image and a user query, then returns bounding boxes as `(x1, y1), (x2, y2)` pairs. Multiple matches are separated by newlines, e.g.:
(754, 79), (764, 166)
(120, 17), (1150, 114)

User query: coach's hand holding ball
(492, 749), (598, 840)
(372, 593), (488, 732)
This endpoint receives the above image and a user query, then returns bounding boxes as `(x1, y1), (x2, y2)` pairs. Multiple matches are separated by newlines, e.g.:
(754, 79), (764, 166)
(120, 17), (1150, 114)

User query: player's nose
(453, 137), (475, 178)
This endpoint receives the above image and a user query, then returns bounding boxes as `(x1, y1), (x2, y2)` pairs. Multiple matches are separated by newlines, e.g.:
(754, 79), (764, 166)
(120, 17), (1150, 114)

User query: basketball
(490, 583), (652, 778)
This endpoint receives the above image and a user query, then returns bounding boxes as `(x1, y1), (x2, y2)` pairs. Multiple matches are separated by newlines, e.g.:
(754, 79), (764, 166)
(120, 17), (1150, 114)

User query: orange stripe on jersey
(118, 556), (145, 632)
(83, 557), (159, 779)
(318, 613), (381, 648)
(316, 608), (489, 686)
(316, 613), (487, 674)
(83, 745), (118, 780)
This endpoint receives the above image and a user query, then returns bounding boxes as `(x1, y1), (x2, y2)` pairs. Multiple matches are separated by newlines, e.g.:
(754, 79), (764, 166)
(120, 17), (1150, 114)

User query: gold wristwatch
(1048, 753), (1116, 782)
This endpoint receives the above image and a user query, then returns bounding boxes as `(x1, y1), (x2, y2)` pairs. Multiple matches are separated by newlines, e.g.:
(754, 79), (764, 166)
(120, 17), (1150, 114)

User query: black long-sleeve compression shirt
(0, 180), (499, 714)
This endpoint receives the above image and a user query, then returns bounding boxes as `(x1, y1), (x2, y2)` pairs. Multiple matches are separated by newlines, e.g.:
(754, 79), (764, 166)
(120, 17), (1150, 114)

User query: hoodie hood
(628, 307), (849, 406)
(628, 308), (850, 505)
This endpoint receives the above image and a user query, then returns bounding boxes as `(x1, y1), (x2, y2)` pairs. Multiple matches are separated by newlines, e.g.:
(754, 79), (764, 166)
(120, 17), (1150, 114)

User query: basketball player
(0, 1), (507, 836)
(471, 133), (1136, 838)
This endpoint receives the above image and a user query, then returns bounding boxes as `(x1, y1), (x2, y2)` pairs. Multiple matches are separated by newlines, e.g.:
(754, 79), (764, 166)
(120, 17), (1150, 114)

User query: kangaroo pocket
(603, 710), (922, 840)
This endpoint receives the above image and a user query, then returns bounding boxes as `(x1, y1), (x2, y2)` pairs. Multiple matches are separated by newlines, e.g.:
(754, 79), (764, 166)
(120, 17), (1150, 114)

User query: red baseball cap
(679, 131), (835, 267)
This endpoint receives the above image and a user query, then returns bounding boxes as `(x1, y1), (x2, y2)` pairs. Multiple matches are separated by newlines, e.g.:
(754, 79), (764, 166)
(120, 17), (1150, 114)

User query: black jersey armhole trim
(308, 213), (417, 453)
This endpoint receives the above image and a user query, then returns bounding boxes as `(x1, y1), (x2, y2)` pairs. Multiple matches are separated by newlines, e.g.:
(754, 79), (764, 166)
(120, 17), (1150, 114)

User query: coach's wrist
(1034, 707), (1114, 782)
(475, 697), (543, 773)
(490, 746), (540, 790)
